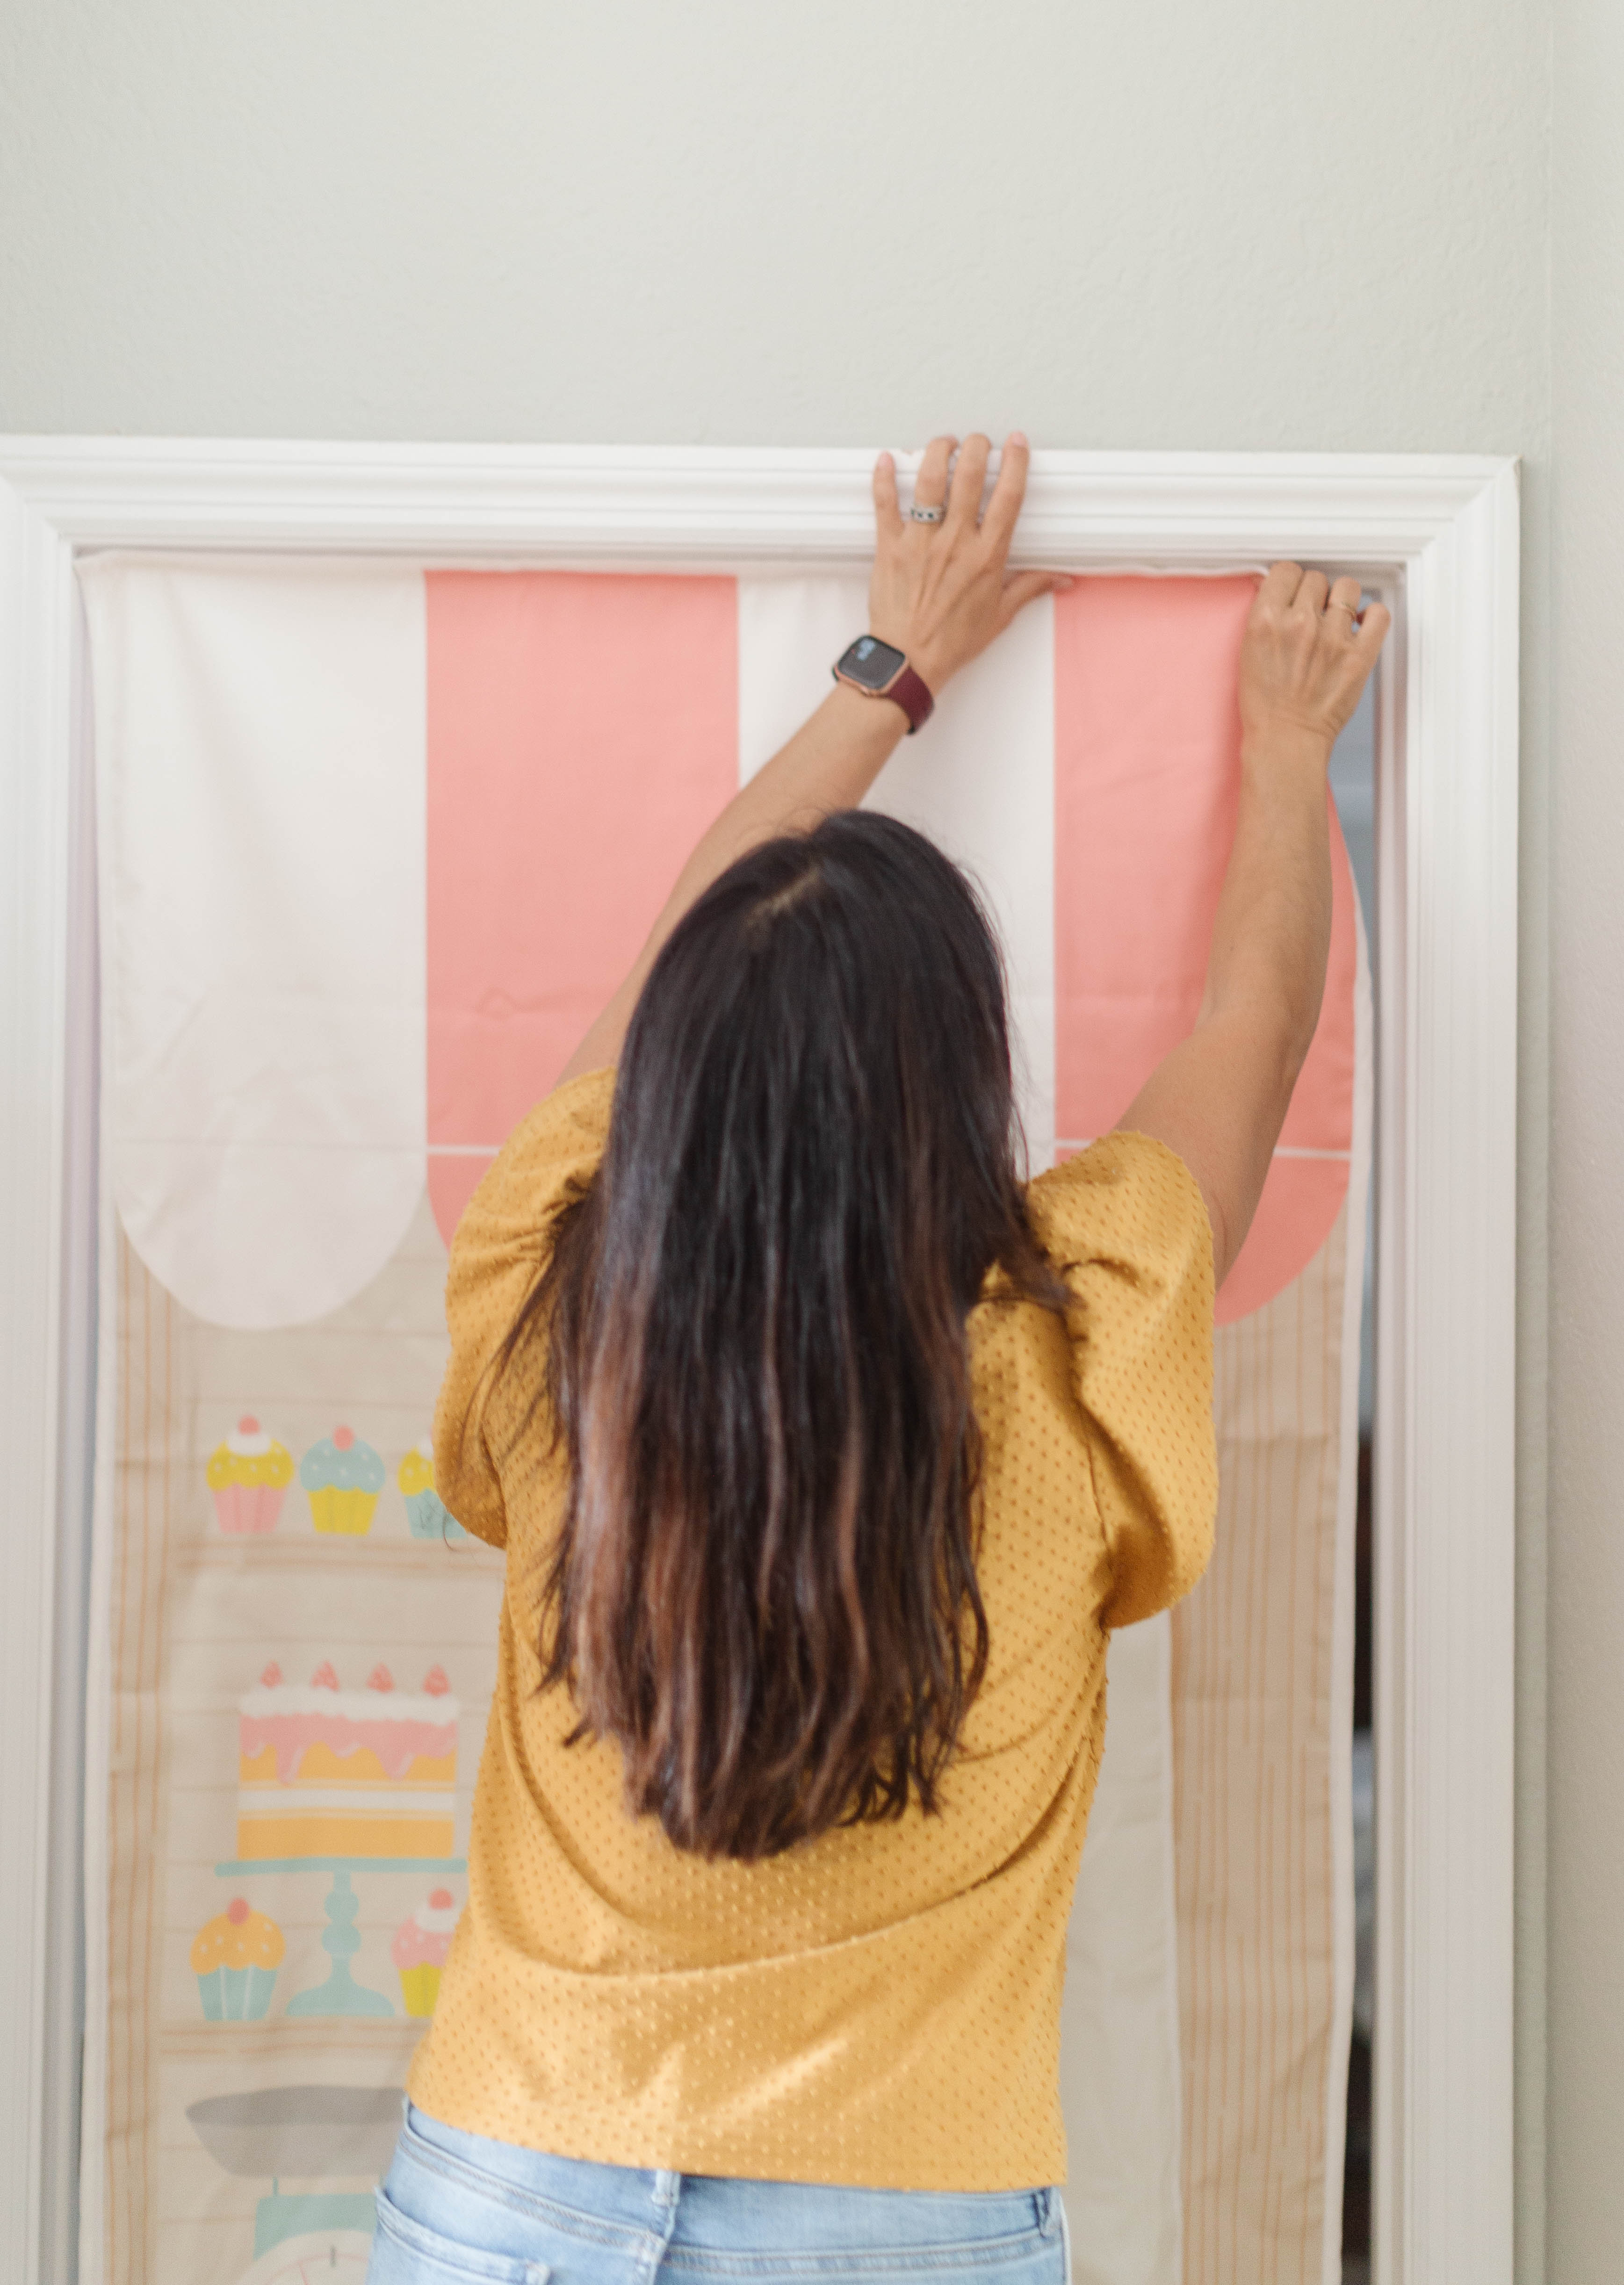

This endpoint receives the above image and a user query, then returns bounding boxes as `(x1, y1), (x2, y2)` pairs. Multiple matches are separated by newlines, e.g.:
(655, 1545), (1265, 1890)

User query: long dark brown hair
(491, 810), (1068, 1861)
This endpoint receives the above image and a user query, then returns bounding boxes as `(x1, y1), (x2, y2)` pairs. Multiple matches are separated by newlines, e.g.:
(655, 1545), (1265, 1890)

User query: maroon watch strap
(882, 661), (935, 734)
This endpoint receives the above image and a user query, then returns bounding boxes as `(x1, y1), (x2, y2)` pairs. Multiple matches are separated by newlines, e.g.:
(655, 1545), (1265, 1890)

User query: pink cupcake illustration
(392, 1888), (459, 2017)
(206, 1416), (294, 1535)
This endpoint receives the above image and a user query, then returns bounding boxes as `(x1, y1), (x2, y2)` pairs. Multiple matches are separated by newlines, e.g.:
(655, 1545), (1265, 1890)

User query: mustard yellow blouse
(409, 1067), (1217, 2191)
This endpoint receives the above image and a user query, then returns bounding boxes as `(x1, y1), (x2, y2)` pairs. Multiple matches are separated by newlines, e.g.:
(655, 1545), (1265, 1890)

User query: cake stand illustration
(213, 1853), (467, 2015)
(186, 2083), (402, 2282)
(228, 1659), (462, 2014)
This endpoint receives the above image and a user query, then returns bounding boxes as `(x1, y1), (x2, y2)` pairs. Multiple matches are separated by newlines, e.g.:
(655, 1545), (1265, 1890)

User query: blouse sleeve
(1024, 1131), (1219, 1629)
(433, 1066), (615, 1550)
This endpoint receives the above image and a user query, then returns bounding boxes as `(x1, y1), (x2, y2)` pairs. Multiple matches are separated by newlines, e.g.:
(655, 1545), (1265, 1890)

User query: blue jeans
(369, 2104), (1071, 2285)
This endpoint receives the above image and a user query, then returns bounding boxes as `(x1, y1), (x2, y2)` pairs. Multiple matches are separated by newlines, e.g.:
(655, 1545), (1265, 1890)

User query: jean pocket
(370, 2186), (551, 2285)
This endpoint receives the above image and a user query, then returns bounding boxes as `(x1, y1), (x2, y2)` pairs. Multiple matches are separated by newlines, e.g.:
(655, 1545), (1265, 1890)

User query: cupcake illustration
(300, 1426), (385, 1535)
(392, 1888), (459, 2017)
(191, 1896), (284, 2020)
(398, 1433), (469, 1545)
(206, 1416), (293, 1535)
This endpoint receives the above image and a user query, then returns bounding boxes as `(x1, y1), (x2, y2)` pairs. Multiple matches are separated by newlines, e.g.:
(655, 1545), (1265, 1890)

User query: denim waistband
(398, 2102), (1064, 2257)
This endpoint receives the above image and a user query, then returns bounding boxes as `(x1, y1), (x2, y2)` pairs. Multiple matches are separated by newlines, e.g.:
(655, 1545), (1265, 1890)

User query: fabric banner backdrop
(79, 556), (1370, 2285)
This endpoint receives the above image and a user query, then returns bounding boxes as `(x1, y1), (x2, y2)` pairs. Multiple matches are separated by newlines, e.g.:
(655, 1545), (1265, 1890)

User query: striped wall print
(79, 557), (1367, 2285)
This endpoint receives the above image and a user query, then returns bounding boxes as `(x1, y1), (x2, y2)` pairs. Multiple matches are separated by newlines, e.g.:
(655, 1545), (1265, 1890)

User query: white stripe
(736, 579), (1056, 1166)
(238, 1787), (455, 1816)
(81, 556), (427, 1330)
(1057, 1138), (1352, 1162)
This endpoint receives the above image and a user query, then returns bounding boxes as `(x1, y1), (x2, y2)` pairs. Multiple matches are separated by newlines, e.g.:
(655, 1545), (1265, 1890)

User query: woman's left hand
(868, 432), (1069, 696)
(555, 436), (1061, 1085)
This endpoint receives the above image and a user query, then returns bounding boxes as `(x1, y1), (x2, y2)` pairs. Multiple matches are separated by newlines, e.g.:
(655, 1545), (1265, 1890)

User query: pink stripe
(240, 1711), (456, 1783)
(425, 572), (739, 1242)
(1054, 576), (1356, 1324)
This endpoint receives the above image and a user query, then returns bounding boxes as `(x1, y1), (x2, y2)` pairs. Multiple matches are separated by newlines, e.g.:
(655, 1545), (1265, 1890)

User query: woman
(370, 432), (1388, 2284)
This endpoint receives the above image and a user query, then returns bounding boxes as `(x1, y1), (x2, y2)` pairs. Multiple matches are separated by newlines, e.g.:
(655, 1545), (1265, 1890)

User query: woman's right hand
(1119, 561), (1391, 1289)
(1237, 562), (1391, 759)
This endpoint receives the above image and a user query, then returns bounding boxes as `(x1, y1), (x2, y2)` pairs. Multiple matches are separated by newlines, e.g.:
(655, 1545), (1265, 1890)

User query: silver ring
(909, 503), (946, 524)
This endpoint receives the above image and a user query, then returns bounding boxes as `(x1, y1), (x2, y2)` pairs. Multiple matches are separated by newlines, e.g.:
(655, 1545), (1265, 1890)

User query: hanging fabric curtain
(79, 555), (1368, 2285)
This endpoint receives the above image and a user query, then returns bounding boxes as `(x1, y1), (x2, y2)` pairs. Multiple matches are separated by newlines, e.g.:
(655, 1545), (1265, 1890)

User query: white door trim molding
(0, 440), (1519, 2285)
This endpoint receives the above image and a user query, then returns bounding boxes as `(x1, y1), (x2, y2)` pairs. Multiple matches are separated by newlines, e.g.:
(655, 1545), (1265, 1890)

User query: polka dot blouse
(407, 1067), (1217, 2191)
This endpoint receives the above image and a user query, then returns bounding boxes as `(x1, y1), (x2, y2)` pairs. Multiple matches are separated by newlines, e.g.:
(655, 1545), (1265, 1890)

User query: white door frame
(0, 441), (1519, 2285)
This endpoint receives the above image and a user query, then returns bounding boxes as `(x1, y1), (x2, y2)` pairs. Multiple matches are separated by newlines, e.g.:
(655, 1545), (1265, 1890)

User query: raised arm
(1118, 564), (1390, 1287)
(556, 430), (1065, 1085)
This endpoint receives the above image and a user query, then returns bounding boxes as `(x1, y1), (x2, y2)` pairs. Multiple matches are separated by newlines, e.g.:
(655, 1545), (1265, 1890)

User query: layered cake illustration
(191, 1896), (284, 2018)
(300, 1426), (385, 1535)
(392, 1888), (459, 2016)
(398, 1432), (469, 1544)
(237, 1660), (459, 1860)
(207, 1416), (294, 1535)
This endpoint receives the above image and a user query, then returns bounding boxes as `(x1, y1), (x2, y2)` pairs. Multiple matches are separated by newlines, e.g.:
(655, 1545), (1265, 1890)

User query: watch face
(836, 635), (906, 692)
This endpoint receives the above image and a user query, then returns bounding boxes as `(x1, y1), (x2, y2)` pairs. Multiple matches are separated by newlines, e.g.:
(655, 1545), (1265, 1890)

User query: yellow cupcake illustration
(191, 1896), (284, 2019)
(206, 1416), (293, 1535)
(299, 1425), (384, 1535)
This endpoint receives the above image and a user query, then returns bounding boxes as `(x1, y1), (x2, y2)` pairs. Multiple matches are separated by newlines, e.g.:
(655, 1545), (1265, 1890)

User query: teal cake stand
(216, 1856), (466, 2019)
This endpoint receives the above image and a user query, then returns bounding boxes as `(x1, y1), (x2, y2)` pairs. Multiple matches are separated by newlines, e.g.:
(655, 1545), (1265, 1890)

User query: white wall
(0, 0), (1564, 2272)
(1547, 4), (1624, 2279)
(0, 0), (1548, 453)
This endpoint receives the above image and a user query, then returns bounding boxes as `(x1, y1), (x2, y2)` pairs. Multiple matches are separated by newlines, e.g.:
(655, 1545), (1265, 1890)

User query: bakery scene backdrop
(79, 555), (1370, 2285)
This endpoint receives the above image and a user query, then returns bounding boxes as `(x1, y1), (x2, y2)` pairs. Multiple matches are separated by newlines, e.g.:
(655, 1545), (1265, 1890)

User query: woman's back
(407, 1067), (1215, 2190)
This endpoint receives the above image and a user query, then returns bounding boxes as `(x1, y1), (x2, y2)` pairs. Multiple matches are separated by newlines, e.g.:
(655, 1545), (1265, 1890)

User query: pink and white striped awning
(84, 558), (1355, 1334)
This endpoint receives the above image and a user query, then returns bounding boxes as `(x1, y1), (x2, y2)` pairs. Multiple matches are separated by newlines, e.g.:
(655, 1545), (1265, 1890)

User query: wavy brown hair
(491, 811), (1068, 1861)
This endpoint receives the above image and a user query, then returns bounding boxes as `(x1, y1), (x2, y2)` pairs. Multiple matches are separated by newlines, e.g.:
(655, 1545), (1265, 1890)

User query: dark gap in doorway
(1330, 681), (1375, 2285)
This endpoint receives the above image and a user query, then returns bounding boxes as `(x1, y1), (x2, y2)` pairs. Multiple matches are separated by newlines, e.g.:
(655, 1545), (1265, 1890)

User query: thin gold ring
(1328, 598), (1360, 619)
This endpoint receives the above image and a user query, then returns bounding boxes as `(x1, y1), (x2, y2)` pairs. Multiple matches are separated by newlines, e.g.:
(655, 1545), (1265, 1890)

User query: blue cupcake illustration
(398, 1431), (469, 1544)
(300, 1425), (385, 1535)
(192, 1896), (283, 2018)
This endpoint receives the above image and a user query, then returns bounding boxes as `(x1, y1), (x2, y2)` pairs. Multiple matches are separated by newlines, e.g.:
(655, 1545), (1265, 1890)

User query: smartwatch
(831, 635), (935, 734)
